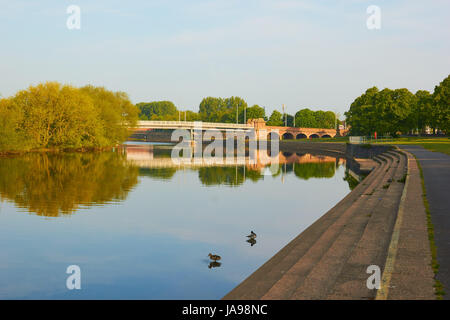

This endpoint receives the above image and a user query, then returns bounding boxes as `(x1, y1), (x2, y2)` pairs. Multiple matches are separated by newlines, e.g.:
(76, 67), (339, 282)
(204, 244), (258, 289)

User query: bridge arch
(296, 133), (308, 139)
(282, 132), (294, 140)
(321, 134), (332, 138)
(309, 133), (320, 139)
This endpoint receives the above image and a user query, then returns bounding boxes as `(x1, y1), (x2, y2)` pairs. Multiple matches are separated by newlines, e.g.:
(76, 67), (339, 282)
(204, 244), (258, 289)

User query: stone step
(258, 155), (395, 299)
(223, 157), (386, 299)
(279, 154), (399, 299)
(325, 151), (407, 299)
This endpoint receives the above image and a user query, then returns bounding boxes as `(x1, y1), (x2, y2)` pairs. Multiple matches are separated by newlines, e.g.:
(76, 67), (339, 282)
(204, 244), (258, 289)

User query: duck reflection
(208, 261), (222, 269)
(246, 238), (257, 247)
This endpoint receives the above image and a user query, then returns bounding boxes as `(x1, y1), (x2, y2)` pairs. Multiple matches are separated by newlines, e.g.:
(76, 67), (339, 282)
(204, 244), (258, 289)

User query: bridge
(132, 118), (347, 141)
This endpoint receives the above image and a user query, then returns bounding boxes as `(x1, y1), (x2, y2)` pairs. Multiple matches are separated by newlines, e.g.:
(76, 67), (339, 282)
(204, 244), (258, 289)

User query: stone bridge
(132, 118), (347, 141)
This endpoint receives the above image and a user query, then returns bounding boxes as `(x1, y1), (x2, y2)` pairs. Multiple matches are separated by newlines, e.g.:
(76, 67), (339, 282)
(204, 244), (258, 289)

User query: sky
(0, 0), (449, 116)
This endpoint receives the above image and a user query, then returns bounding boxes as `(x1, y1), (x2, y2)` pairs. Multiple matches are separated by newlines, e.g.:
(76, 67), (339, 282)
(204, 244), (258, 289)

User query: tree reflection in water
(0, 152), (139, 217)
(127, 144), (346, 187)
(0, 145), (352, 216)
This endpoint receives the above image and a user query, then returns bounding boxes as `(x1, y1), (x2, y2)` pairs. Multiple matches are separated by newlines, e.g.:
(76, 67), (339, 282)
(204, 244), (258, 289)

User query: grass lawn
(281, 136), (450, 155)
(375, 137), (450, 156)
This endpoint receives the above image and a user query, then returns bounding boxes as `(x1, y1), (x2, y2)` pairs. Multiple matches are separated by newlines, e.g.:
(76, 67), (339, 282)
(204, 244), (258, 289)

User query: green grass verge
(375, 137), (450, 156)
(414, 155), (445, 299)
(282, 137), (450, 155)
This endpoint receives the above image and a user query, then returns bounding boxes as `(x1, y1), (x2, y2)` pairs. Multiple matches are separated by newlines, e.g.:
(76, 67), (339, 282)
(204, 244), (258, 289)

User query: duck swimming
(246, 231), (257, 240)
(208, 253), (221, 261)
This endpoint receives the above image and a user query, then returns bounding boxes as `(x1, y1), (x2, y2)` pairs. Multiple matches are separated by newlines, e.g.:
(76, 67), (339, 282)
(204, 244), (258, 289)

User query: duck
(208, 253), (221, 261)
(246, 231), (257, 240)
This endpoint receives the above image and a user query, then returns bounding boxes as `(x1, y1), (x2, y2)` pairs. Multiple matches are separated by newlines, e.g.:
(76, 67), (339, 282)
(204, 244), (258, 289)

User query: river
(0, 142), (355, 299)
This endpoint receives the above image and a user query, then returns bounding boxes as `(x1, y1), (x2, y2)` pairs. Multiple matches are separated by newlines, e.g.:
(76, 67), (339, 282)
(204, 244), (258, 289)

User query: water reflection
(0, 152), (139, 217)
(125, 144), (347, 187)
(208, 262), (222, 269)
(0, 144), (352, 217)
(0, 142), (357, 299)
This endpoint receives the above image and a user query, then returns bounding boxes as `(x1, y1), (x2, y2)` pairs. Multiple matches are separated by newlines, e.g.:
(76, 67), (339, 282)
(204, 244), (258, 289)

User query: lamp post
(244, 105), (246, 124)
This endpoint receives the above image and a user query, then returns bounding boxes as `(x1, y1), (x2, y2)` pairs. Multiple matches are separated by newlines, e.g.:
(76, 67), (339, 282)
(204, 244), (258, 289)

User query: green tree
(432, 74), (450, 133)
(80, 85), (139, 145)
(199, 97), (226, 122)
(245, 104), (265, 121)
(345, 87), (380, 135)
(225, 96), (248, 123)
(266, 110), (284, 126)
(415, 90), (433, 133)
(295, 108), (317, 128)
(286, 114), (294, 127)
(13, 82), (102, 148)
(0, 97), (30, 151)
(137, 101), (178, 120)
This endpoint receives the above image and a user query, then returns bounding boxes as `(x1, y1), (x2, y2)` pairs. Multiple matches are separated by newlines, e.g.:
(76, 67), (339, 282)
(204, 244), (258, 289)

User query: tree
(0, 97), (30, 151)
(199, 97), (226, 122)
(224, 96), (247, 123)
(286, 114), (294, 127)
(137, 101), (178, 120)
(346, 86), (416, 136)
(345, 87), (379, 135)
(0, 82), (139, 152)
(266, 110), (284, 126)
(80, 85), (139, 145)
(295, 108), (317, 128)
(13, 82), (102, 148)
(432, 74), (450, 133)
(415, 90), (433, 133)
(199, 96), (248, 123)
(245, 104), (265, 121)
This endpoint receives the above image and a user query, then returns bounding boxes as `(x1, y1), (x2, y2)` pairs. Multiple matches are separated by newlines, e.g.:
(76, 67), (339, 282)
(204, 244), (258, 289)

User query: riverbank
(0, 146), (116, 157)
(287, 136), (450, 156)
(223, 141), (436, 300)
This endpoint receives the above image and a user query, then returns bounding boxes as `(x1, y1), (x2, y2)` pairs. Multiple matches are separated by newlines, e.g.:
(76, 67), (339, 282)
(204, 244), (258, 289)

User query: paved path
(399, 145), (450, 299)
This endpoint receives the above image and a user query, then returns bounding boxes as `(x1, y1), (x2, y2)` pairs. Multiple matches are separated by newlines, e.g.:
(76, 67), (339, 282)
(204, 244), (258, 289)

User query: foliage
(136, 98), (337, 129)
(245, 104), (265, 121)
(346, 74), (450, 136)
(137, 101), (178, 120)
(199, 96), (248, 123)
(266, 110), (284, 126)
(432, 75), (450, 133)
(80, 85), (139, 145)
(0, 82), (139, 152)
(293, 108), (335, 128)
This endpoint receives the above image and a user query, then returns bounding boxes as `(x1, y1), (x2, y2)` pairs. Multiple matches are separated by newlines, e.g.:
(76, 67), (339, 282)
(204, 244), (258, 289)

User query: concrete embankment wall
(279, 141), (392, 159)
(224, 141), (435, 300)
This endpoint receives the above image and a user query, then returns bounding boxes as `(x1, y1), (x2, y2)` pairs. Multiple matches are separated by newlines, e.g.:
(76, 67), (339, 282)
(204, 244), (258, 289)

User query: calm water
(0, 143), (354, 299)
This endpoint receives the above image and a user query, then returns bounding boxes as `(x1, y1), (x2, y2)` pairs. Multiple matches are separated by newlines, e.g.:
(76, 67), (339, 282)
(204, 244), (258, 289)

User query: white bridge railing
(137, 120), (253, 130)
